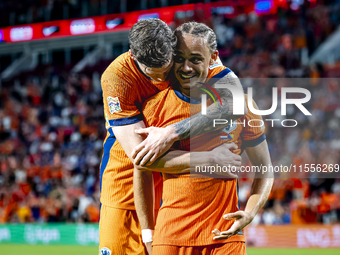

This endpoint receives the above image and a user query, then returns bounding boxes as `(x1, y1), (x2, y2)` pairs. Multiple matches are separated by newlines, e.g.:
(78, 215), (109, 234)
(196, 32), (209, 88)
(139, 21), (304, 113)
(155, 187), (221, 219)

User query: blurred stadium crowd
(0, 0), (340, 225)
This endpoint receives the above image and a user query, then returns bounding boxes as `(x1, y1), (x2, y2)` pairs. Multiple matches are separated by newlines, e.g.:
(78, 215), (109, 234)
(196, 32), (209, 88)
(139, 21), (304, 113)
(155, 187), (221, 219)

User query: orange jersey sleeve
(100, 52), (169, 210)
(102, 53), (141, 124)
(207, 58), (227, 80)
(101, 52), (169, 127)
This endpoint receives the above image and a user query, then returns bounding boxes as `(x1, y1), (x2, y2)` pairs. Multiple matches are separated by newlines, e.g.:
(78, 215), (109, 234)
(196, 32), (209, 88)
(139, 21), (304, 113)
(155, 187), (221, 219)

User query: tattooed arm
(132, 72), (247, 165)
(173, 72), (246, 139)
(173, 88), (236, 140)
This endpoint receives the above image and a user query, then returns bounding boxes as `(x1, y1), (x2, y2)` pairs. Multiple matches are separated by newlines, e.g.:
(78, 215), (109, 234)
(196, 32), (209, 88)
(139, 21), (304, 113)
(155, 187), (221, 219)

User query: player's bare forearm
(135, 143), (241, 180)
(245, 140), (274, 218)
(112, 120), (155, 230)
(133, 169), (155, 230)
(134, 150), (214, 174)
(112, 120), (146, 161)
(169, 88), (246, 141)
(212, 140), (273, 240)
(244, 178), (273, 218)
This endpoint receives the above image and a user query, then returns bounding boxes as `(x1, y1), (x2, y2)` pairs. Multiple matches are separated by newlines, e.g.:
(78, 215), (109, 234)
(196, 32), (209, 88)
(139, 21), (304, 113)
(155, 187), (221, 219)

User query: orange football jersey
(142, 83), (265, 246)
(100, 52), (226, 210)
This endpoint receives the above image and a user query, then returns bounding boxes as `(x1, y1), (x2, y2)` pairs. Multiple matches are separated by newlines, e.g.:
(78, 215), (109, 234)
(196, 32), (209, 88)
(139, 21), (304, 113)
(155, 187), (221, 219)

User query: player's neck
(178, 86), (202, 101)
(133, 60), (152, 80)
(179, 87), (190, 98)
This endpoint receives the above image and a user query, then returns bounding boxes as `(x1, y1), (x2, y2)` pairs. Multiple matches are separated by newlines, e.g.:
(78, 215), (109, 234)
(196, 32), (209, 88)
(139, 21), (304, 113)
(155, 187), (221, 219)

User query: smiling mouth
(179, 73), (195, 79)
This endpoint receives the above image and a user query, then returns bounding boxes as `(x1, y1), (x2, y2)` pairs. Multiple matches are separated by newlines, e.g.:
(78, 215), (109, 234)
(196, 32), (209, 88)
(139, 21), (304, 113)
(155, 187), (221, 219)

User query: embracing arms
(132, 72), (247, 166)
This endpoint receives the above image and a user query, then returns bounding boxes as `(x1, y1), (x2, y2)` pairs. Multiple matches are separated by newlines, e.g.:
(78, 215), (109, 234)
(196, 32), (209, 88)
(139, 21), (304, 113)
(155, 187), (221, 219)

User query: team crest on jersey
(107, 96), (122, 114)
(222, 120), (238, 134)
(100, 247), (111, 255)
(209, 58), (223, 70)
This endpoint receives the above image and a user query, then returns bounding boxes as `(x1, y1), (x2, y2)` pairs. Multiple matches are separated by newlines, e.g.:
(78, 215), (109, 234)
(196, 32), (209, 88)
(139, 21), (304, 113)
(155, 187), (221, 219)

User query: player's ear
(209, 50), (218, 65)
(129, 49), (134, 59)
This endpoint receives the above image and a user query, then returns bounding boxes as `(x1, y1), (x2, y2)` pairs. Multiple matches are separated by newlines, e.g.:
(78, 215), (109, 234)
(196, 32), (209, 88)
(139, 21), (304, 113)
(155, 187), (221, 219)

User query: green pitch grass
(0, 245), (339, 255)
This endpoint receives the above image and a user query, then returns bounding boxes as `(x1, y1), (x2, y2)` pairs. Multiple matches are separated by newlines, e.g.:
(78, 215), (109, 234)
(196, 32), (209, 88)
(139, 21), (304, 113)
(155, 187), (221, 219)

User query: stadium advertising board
(0, 1), (263, 43)
(9, 26), (34, 42)
(70, 18), (96, 35)
(0, 224), (338, 248)
(0, 14), (126, 43)
(245, 224), (340, 248)
(0, 224), (99, 246)
(0, 1), (319, 43)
